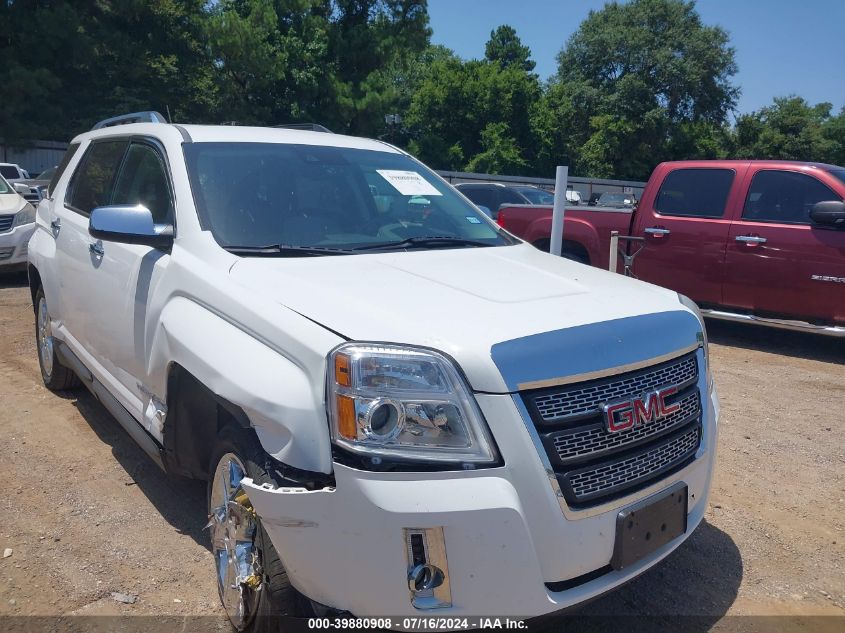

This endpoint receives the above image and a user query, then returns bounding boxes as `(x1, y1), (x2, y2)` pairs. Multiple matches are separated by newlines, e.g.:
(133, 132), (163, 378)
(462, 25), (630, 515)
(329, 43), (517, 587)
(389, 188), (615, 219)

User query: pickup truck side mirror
(89, 204), (174, 249)
(809, 200), (845, 229)
(13, 183), (30, 195)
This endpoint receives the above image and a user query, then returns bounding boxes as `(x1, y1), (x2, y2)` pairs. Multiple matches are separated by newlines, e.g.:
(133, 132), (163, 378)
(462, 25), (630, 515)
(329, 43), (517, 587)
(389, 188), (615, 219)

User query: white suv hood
(0, 193), (26, 215)
(229, 243), (692, 392)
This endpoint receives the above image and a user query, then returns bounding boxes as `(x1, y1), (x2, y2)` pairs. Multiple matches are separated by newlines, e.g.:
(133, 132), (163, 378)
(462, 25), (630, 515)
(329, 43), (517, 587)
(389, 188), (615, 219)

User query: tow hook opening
(404, 528), (452, 610)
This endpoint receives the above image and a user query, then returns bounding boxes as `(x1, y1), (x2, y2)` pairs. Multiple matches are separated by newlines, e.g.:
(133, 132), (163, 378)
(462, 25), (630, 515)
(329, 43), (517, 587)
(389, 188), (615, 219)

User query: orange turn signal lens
(336, 395), (357, 439)
(335, 353), (351, 387)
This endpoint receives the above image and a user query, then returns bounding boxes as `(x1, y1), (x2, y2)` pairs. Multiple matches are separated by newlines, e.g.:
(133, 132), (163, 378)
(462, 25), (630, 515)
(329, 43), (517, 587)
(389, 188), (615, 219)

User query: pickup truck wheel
(209, 427), (308, 631)
(34, 288), (80, 391)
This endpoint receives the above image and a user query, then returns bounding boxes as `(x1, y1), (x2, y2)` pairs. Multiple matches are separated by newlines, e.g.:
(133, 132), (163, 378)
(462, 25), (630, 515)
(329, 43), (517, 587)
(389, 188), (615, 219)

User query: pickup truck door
(629, 166), (743, 305)
(722, 168), (845, 324)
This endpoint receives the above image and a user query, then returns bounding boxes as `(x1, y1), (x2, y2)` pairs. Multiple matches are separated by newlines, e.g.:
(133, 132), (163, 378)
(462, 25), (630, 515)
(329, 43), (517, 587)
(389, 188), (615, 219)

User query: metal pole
(550, 166), (568, 256)
(609, 231), (619, 273)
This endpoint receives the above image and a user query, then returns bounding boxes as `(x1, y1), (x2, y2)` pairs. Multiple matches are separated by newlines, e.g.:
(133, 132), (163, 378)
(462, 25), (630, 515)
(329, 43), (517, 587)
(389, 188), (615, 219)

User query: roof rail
(272, 123), (333, 133)
(92, 111), (168, 130)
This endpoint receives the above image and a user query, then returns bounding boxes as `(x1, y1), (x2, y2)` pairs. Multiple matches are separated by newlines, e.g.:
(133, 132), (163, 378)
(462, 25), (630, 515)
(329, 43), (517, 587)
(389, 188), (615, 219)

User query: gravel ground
(0, 269), (842, 631)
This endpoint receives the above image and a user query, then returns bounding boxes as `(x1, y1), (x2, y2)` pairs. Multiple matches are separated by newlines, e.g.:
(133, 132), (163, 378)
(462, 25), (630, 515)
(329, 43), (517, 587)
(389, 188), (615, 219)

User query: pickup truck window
(184, 143), (510, 253)
(67, 139), (129, 216)
(112, 143), (174, 223)
(654, 168), (734, 218)
(742, 170), (842, 225)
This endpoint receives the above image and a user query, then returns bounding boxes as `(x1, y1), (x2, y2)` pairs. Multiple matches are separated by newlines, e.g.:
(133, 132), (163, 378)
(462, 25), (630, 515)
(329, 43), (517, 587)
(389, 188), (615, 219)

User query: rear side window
(498, 188), (528, 205)
(0, 165), (19, 179)
(459, 186), (496, 211)
(47, 142), (81, 197)
(67, 140), (129, 215)
(742, 170), (842, 224)
(112, 143), (174, 223)
(654, 168), (735, 218)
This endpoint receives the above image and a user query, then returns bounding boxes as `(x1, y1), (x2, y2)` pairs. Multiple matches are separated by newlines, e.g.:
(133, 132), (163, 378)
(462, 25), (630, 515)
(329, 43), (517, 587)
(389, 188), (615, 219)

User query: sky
(427, 0), (845, 117)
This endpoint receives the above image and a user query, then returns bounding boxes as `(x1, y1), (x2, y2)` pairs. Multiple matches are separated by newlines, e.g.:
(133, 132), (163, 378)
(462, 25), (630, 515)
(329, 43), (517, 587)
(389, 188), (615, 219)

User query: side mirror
(810, 200), (845, 228)
(13, 183), (30, 195)
(89, 204), (174, 248)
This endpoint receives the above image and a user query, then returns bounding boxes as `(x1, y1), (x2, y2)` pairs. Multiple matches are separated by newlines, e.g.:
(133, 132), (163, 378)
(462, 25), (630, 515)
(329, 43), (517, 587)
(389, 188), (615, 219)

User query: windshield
(0, 176), (11, 194)
(184, 143), (514, 253)
(0, 166), (19, 179)
(515, 187), (554, 205)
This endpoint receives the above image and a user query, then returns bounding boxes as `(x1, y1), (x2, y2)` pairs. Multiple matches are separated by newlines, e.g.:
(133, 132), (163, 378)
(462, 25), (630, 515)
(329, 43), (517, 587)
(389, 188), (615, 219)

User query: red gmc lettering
(605, 401), (636, 432)
(606, 386), (681, 433)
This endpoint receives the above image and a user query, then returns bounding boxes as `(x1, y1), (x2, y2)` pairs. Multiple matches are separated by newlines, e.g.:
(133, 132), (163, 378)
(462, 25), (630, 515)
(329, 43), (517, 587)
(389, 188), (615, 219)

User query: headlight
(677, 293), (712, 390)
(12, 204), (35, 228)
(327, 343), (498, 466)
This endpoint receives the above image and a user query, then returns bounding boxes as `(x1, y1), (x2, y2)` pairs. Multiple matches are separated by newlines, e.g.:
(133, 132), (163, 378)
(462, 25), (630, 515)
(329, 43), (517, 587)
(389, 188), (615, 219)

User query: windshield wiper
(353, 236), (495, 251)
(225, 244), (354, 257)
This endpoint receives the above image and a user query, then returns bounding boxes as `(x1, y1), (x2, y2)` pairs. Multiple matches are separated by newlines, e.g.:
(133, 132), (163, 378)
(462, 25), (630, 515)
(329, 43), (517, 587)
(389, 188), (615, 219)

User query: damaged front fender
(149, 296), (342, 474)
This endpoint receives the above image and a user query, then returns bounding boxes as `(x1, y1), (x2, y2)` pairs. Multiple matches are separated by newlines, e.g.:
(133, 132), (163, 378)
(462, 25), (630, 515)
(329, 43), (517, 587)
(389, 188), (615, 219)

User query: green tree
(405, 56), (540, 173)
(466, 122), (529, 174)
(732, 96), (842, 163)
(0, 0), (216, 142)
(547, 0), (739, 179)
(207, 0), (329, 125)
(485, 25), (536, 72)
(318, 0), (431, 136)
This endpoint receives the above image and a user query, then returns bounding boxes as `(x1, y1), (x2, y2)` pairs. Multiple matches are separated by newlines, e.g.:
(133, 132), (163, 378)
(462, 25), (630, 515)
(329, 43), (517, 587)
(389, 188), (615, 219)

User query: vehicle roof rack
(92, 111), (168, 130)
(272, 123), (333, 133)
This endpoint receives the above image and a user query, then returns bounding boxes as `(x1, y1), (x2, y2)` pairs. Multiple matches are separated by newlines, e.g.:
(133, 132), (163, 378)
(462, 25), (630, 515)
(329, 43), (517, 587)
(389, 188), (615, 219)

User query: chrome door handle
(644, 227), (671, 236)
(89, 242), (104, 256)
(735, 235), (767, 245)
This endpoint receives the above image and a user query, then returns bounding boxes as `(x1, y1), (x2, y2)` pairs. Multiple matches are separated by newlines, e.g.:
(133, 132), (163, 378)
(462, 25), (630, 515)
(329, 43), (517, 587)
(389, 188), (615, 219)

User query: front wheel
(34, 287), (80, 391)
(208, 426), (308, 631)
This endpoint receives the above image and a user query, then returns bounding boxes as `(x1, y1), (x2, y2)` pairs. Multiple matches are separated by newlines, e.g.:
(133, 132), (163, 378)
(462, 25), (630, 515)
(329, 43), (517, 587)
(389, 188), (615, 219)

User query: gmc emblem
(602, 386), (681, 433)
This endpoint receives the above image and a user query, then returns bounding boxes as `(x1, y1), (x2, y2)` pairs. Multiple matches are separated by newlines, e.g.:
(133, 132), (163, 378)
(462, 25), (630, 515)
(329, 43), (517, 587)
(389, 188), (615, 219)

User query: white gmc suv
(28, 113), (719, 629)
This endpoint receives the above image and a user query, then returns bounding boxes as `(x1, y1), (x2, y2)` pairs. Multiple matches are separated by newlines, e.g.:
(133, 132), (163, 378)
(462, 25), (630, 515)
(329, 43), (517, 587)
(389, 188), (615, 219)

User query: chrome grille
(521, 350), (703, 507)
(566, 428), (700, 502)
(552, 391), (699, 463)
(533, 354), (697, 423)
(0, 215), (13, 233)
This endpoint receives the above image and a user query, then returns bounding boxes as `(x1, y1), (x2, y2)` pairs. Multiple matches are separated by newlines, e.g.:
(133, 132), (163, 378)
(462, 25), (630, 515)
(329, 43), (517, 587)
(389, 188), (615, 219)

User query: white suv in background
(0, 175), (36, 269)
(28, 112), (718, 629)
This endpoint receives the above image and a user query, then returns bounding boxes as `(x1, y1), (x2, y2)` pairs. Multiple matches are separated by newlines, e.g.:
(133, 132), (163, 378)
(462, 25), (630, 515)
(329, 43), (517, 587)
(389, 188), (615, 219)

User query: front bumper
(242, 384), (719, 618)
(0, 221), (35, 267)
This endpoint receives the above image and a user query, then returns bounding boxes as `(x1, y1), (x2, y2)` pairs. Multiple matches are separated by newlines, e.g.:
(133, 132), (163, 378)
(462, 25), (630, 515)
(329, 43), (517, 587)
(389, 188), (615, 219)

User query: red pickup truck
(496, 160), (845, 336)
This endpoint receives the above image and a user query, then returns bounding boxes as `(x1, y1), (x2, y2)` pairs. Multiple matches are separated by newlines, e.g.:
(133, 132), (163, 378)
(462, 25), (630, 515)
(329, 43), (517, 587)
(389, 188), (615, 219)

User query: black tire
(34, 287), (81, 391)
(208, 426), (310, 632)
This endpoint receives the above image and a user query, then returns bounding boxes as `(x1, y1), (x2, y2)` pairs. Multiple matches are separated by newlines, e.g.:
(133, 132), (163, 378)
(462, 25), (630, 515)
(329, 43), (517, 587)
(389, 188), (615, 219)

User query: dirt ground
(0, 269), (843, 631)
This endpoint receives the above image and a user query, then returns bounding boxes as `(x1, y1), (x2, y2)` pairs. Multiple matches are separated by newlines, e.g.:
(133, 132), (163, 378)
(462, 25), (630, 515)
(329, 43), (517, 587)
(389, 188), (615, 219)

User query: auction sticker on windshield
(377, 170), (442, 196)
